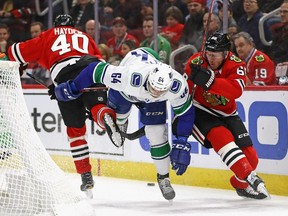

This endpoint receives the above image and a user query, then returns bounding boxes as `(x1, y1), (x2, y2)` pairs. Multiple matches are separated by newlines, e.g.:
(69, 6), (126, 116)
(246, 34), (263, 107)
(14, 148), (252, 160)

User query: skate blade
(84, 189), (93, 199)
(257, 183), (271, 199)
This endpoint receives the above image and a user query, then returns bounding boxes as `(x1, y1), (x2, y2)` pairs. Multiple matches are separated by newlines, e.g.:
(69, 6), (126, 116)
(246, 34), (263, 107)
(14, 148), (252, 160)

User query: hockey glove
(170, 136), (191, 175)
(189, 64), (215, 90)
(48, 84), (56, 100)
(54, 80), (82, 102)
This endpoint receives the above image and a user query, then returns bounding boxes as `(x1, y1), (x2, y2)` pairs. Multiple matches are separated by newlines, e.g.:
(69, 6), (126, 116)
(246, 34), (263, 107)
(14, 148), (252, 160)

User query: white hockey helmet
(147, 63), (173, 97)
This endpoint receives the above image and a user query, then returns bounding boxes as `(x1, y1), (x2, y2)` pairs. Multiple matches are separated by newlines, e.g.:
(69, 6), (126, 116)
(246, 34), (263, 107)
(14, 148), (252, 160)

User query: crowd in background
(0, 0), (288, 86)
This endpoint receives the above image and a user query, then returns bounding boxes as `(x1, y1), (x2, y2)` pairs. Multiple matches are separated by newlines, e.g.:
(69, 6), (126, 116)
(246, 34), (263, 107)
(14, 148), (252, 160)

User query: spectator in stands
(98, 0), (118, 31)
(237, 0), (272, 52)
(260, 0), (284, 13)
(0, 24), (13, 55)
(217, 0), (238, 28)
(30, 21), (45, 38)
(0, 0), (35, 42)
(85, 19), (105, 43)
(121, 40), (138, 57)
(233, 31), (276, 85)
(69, 0), (95, 31)
(230, 0), (245, 23)
(194, 12), (222, 51)
(107, 17), (139, 59)
(179, 0), (207, 47)
(21, 21), (52, 86)
(160, 6), (184, 50)
(112, 0), (143, 30)
(98, 43), (113, 62)
(158, 0), (189, 26)
(140, 15), (172, 64)
(270, 0), (288, 64)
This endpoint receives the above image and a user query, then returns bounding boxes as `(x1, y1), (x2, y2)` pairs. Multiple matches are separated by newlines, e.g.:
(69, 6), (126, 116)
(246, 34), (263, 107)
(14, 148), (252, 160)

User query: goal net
(0, 61), (95, 216)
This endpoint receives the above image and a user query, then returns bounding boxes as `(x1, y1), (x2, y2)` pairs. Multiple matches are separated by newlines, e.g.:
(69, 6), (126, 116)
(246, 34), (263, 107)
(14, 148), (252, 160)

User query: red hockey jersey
(246, 48), (276, 85)
(8, 26), (102, 71)
(184, 52), (246, 116)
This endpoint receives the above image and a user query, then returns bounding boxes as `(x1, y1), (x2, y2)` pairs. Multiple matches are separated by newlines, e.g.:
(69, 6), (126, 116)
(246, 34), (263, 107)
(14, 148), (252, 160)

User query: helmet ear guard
(54, 14), (74, 27)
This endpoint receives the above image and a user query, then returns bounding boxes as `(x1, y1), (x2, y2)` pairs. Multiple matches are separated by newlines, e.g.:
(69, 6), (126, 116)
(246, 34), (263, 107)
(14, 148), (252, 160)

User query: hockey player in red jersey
(8, 14), (122, 197)
(170, 31), (270, 199)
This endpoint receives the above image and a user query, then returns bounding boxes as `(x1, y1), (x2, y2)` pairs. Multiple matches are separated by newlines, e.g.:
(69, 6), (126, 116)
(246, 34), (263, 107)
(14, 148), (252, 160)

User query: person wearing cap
(179, 0), (207, 47)
(232, 31), (276, 86)
(107, 17), (139, 59)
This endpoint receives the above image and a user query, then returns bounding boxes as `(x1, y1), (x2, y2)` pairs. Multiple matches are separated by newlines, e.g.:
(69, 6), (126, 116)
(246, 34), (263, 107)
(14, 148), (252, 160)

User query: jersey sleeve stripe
(11, 43), (25, 64)
(93, 62), (109, 84)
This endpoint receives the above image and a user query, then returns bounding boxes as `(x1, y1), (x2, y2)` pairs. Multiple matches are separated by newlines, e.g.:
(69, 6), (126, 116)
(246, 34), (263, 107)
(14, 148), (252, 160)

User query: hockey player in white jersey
(54, 48), (195, 201)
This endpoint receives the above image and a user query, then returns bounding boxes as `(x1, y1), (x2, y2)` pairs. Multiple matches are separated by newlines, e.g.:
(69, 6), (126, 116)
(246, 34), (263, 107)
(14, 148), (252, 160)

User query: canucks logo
(131, 73), (142, 87)
(255, 54), (265, 62)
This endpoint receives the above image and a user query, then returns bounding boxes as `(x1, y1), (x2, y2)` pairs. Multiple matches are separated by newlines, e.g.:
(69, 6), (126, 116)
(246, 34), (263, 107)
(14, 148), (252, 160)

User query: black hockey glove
(19, 63), (28, 77)
(189, 64), (215, 90)
(48, 84), (56, 100)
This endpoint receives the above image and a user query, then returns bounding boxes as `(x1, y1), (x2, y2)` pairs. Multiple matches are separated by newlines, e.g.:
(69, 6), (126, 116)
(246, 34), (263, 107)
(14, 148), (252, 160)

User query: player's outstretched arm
(54, 62), (102, 101)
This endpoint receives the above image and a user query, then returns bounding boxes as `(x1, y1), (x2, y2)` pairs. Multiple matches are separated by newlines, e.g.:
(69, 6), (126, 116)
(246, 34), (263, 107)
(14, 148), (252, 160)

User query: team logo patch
(131, 73), (142, 87)
(230, 55), (241, 63)
(170, 79), (182, 93)
(191, 56), (202, 64)
(255, 54), (265, 62)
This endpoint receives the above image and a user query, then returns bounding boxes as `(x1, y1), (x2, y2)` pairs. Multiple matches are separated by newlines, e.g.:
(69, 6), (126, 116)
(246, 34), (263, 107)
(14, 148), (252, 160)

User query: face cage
(147, 81), (169, 98)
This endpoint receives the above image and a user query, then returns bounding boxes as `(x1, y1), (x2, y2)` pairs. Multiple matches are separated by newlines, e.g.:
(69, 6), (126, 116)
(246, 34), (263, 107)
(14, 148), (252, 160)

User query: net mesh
(0, 61), (89, 216)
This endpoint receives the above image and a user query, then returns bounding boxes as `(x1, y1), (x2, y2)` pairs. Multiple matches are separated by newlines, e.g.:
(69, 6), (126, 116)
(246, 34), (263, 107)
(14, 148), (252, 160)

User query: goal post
(0, 61), (95, 216)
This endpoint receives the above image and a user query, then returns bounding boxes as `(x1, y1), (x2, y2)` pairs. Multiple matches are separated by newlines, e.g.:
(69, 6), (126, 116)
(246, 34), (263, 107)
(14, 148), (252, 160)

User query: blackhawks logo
(230, 55), (241, 63)
(191, 56), (202, 64)
(255, 54), (265, 62)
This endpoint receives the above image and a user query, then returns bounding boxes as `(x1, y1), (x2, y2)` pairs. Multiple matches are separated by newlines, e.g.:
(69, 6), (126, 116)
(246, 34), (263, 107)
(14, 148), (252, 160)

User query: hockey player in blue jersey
(53, 48), (195, 201)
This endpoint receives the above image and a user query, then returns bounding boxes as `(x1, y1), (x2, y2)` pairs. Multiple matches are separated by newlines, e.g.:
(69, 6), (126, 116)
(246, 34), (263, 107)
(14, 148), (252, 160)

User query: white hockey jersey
(92, 48), (192, 116)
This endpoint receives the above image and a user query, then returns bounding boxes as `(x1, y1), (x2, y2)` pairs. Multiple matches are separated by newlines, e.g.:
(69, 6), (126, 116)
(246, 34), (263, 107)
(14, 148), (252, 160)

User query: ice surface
(67, 174), (288, 216)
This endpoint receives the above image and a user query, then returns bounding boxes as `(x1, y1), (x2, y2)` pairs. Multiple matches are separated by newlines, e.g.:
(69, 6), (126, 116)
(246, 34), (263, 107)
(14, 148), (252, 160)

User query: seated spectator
(233, 31), (276, 86)
(0, 1), (34, 41)
(69, 0), (95, 31)
(21, 21), (52, 86)
(98, 43), (113, 62)
(194, 12), (222, 51)
(160, 6), (184, 50)
(158, 0), (189, 26)
(179, 0), (206, 47)
(217, 0), (238, 28)
(107, 17), (139, 59)
(140, 15), (172, 64)
(85, 19), (105, 43)
(237, 0), (272, 52)
(121, 40), (138, 57)
(270, 0), (288, 64)
(0, 24), (14, 55)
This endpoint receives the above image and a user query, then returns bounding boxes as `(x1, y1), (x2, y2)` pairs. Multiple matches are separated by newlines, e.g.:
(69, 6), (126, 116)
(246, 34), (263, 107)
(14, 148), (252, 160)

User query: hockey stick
(190, 0), (216, 99)
(120, 126), (146, 140)
(26, 72), (144, 140)
(26, 72), (108, 92)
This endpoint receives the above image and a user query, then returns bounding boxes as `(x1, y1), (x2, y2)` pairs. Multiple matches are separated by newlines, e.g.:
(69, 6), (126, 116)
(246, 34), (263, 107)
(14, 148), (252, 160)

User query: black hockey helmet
(54, 14), (74, 27)
(205, 31), (231, 52)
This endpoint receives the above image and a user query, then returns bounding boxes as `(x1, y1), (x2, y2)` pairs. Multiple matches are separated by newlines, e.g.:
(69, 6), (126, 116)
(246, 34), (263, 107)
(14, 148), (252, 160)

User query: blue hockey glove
(170, 136), (191, 175)
(54, 80), (82, 102)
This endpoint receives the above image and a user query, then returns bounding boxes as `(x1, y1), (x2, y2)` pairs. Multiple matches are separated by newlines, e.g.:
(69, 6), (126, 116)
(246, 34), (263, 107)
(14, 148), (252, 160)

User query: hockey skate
(157, 174), (176, 201)
(102, 113), (124, 147)
(245, 171), (270, 199)
(118, 120), (128, 142)
(80, 172), (94, 199)
(236, 171), (270, 199)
